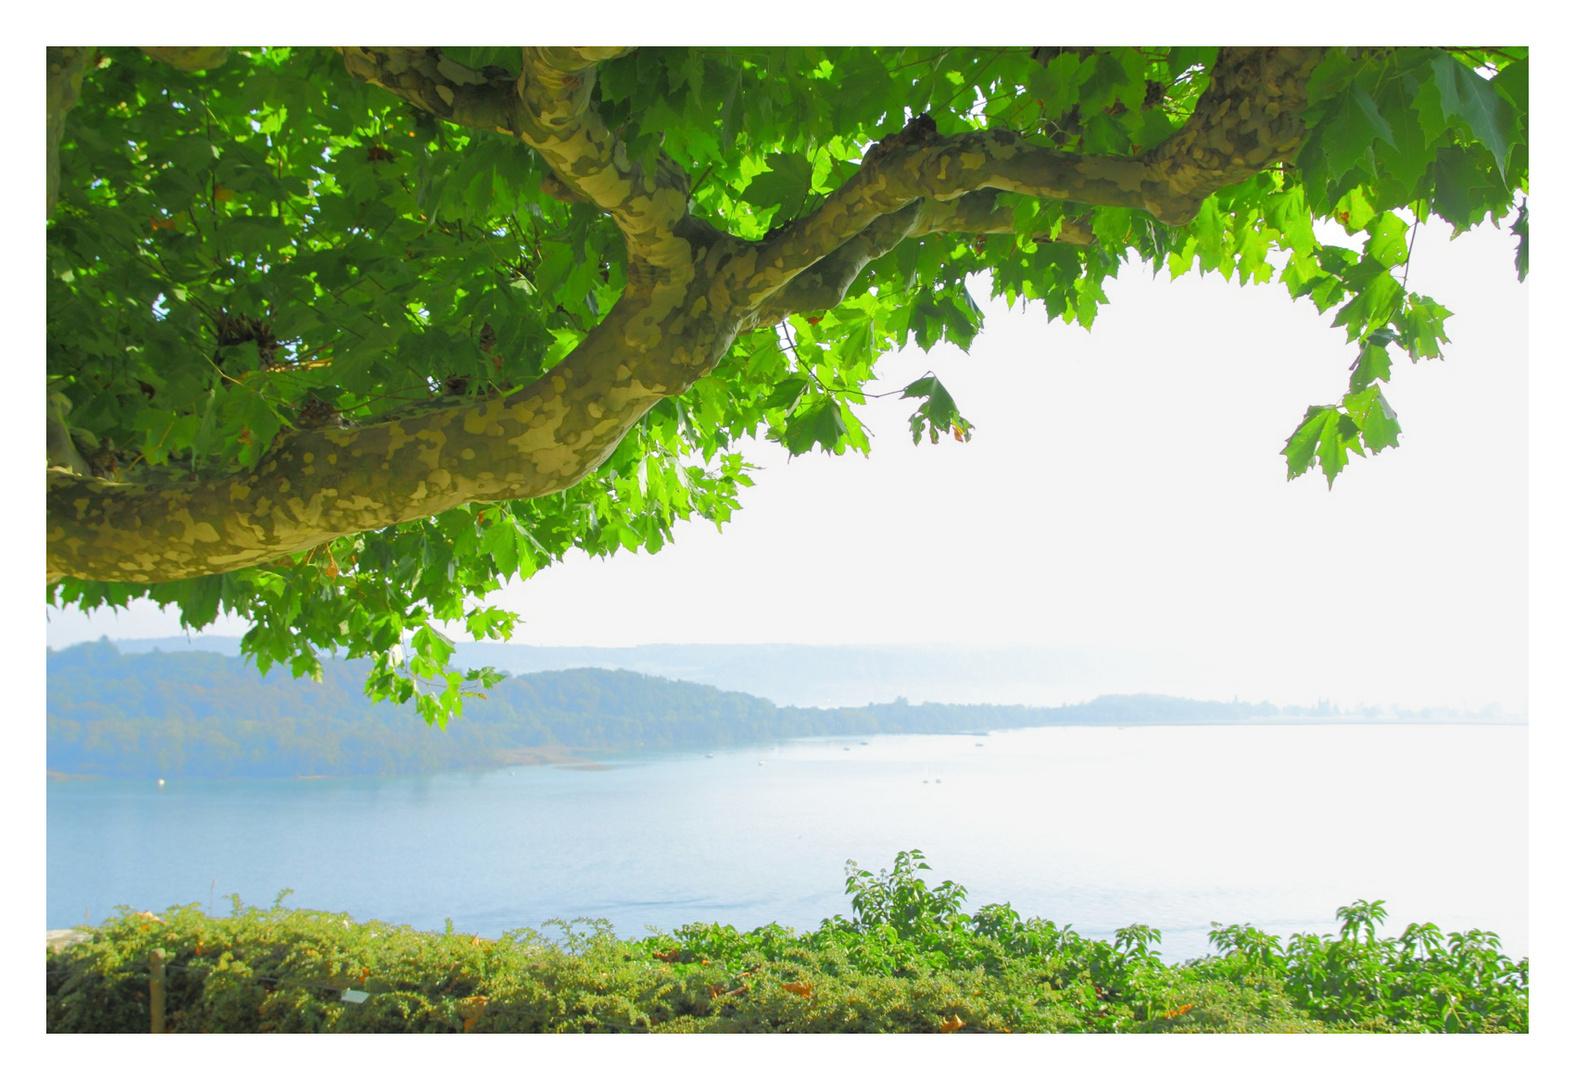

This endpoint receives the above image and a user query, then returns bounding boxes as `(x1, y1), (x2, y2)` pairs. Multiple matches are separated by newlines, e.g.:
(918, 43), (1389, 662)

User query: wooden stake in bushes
(149, 949), (166, 1034)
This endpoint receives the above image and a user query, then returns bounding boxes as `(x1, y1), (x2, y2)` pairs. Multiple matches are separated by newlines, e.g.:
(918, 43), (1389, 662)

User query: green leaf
(1364, 213), (1409, 269)
(1348, 331), (1396, 390)
(1428, 55), (1519, 177)
(1264, 187), (1316, 258)
(479, 516), (522, 579)
(1283, 406), (1329, 481)
(1370, 79), (1435, 201)
(1394, 295), (1453, 360)
(1510, 202), (1528, 282)
(780, 396), (847, 456)
(1316, 86), (1394, 182)
(1316, 408), (1362, 488)
(740, 152), (813, 215)
(837, 317), (876, 368)
(1331, 265), (1402, 342)
(901, 375), (971, 445)
(1344, 385), (1402, 452)
(761, 373), (811, 413)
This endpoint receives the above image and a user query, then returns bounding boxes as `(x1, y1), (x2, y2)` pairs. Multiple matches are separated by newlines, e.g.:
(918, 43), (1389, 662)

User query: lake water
(46, 723), (1529, 962)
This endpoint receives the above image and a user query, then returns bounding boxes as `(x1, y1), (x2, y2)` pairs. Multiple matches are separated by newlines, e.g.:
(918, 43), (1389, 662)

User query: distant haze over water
(79, 637), (1522, 715)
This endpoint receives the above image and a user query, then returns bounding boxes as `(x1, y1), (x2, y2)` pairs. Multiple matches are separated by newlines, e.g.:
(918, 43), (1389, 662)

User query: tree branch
(46, 47), (94, 216)
(343, 47), (702, 274)
(45, 283), (736, 584)
(745, 203), (923, 326)
(742, 48), (1321, 307)
(510, 47), (698, 271)
(339, 47), (518, 132)
(743, 192), (1097, 325)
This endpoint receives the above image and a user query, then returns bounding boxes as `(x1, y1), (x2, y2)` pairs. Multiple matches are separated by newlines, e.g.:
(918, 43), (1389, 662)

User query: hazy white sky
(46, 219), (1529, 710)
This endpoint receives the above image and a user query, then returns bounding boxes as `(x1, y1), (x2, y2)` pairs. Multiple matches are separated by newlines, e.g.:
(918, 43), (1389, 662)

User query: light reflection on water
(47, 723), (1527, 961)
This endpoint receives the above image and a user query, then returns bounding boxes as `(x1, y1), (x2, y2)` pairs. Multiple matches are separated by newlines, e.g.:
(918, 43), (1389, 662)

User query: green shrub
(46, 855), (1526, 1033)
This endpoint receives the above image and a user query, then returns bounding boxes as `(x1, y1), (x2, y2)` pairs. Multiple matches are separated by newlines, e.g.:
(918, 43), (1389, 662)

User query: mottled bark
(46, 47), (93, 216)
(47, 47), (1323, 585)
(47, 289), (737, 583)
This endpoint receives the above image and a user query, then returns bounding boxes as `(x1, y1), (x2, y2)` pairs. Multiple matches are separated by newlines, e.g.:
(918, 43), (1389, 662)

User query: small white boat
(157, 778), (165, 786)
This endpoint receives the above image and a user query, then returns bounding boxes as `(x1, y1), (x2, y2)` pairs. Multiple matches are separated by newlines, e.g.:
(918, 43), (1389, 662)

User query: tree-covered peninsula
(47, 641), (1491, 779)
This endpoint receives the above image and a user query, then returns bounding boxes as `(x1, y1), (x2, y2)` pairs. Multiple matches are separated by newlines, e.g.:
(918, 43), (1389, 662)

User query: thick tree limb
(46, 292), (717, 584)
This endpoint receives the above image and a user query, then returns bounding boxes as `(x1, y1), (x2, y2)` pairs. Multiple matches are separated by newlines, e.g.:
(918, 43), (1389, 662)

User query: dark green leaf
(1510, 202), (1528, 282)
(780, 396), (848, 456)
(740, 152), (813, 214)
(1428, 55), (1519, 176)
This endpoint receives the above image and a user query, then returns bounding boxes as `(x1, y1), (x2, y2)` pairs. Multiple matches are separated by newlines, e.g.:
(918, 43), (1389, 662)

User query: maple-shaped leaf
(740, 152), (813, 214)
(779, 397), (847, 456)
(1344, 385), (1402, 453)
(760, 374), (810, 413)
(1283, 405), (1332, 481)
(902, 375), (972, 445)
(1318, 86), (1395, 182)
(1347, 329), (1397, 391)
(1427, 56), (1519, 177)
(1316, 408), (1363, 488)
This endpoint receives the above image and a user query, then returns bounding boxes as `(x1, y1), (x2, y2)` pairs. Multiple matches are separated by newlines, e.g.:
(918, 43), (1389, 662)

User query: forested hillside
(46, 641), (1482, 780)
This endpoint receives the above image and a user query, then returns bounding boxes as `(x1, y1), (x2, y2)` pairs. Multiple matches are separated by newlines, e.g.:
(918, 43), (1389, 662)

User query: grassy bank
(47, 852), (1526, 1033)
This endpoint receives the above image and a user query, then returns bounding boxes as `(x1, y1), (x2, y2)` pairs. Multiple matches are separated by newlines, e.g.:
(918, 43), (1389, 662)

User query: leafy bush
(46, 855), (1526, 1033)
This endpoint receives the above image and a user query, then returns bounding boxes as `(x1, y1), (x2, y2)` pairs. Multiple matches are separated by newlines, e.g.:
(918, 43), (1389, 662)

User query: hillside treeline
(48, 640), (1303, 779)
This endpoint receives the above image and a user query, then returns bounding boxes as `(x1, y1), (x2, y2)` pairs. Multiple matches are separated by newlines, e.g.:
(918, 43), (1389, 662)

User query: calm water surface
(47, 723), (1528, 961)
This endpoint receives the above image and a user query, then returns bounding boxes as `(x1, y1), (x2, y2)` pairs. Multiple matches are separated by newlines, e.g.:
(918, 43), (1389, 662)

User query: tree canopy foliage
(45, 46), (1528, 722)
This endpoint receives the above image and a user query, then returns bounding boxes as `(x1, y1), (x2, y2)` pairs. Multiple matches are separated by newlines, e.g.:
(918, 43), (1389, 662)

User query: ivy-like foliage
(44, 46), (1528, 722)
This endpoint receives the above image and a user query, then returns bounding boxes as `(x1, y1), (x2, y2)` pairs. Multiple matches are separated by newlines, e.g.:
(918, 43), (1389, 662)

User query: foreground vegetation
(47, 852), (1526, 1033)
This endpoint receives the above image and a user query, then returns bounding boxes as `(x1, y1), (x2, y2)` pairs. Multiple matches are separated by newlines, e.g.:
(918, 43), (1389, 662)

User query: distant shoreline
(45, 717), (1524, 783)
